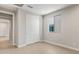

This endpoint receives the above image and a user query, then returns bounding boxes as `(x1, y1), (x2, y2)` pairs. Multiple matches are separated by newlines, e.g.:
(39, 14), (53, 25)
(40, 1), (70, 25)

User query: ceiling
(22, 4), (72, 15)
(0, 4), (72, 15)
(0, 4), (17, 12)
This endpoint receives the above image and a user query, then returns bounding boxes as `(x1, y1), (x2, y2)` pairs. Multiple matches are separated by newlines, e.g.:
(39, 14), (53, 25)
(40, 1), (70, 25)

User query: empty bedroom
(0, 4), (79, 54)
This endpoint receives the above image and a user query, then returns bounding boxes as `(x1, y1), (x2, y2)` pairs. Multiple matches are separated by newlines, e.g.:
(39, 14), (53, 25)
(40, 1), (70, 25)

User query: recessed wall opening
(0, 12), (15, 49)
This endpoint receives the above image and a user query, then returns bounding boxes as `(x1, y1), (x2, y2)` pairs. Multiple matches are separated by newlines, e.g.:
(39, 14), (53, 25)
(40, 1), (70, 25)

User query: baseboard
(44, 40), (79, 52)
(39, 40), (45, 42)
(17, 43), (27, 48)
(17, 41), (40, 48)
(15, 40), (79, 51)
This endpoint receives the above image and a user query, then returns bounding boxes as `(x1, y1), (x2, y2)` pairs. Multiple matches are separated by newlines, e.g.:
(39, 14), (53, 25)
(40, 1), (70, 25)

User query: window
(48, 14), (61, 32)
(54, 15), (61, 32)
(48, 16), (55, 32)
(49, 24), (54, 32)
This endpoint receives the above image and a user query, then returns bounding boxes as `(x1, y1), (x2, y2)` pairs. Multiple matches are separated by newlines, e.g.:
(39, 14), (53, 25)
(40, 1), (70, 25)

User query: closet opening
(0, 12), (15, 49)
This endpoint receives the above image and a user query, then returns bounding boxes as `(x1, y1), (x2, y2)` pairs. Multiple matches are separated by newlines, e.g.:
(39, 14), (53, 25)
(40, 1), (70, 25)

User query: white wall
(26, 13), (42, 44)
(44, 5), (79, 49)
(0, 19), (10, 41)
(15, 9), (42, 47)
(14, 9), (26, 47)
(14, 9), (19, 46)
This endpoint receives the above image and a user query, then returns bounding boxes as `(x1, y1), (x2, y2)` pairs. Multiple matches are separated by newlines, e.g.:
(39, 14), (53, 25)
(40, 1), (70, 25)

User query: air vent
(14, 4), (24, 7)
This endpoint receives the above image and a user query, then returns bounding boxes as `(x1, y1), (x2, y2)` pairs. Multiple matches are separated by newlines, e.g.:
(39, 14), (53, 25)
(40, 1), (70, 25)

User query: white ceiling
(0, 4), (17, 12)
(22, 4), (72, 15)
(0, 4), (72, 15)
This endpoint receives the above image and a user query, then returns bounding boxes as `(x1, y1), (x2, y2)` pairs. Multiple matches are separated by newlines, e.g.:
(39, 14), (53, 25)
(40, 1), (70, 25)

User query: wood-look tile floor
(0, 42), (78, 54)
(0, 37), (15, 50)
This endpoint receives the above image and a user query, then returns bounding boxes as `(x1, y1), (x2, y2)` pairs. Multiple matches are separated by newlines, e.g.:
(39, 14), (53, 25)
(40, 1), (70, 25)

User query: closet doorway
(0, 12), (15, 49)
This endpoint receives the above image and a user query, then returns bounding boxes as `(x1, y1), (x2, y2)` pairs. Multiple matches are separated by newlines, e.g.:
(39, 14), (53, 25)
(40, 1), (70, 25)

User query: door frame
(0, 10), (15, 45)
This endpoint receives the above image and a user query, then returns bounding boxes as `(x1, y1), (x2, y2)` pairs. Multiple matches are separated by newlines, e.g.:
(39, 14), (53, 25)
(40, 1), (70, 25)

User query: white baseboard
(44, 40), (79, 52)
(17, 40), (40, 48)
(17, 43), (27, 48)
(16, 39), (79, 51)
